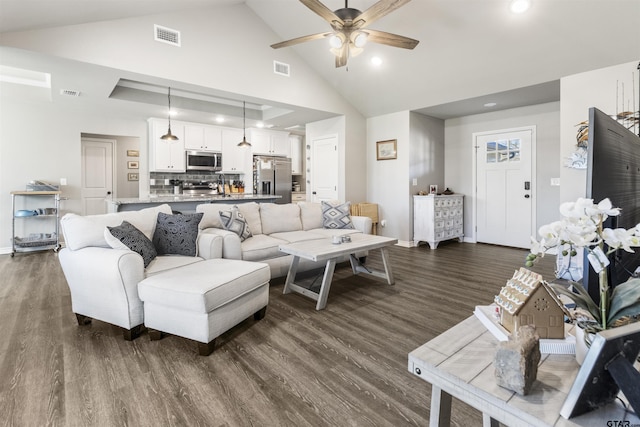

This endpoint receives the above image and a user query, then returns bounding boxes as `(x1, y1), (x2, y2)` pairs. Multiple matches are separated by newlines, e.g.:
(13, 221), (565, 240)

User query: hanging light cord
(167, 87), (172, 132)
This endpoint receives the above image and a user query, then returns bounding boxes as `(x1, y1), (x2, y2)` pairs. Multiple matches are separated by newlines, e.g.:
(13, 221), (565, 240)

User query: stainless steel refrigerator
(253, 156), (292, 204)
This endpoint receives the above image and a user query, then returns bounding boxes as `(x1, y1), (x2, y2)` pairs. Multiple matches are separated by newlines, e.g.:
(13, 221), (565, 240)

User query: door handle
(312, 191), (317, 195)
(524, 181), (530, 190)
(107, 191), (112, 195)
(524, 194), (530, 198)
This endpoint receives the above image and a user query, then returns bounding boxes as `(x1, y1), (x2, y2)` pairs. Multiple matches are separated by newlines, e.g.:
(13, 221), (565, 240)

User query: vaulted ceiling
(1, 0), (639, 123)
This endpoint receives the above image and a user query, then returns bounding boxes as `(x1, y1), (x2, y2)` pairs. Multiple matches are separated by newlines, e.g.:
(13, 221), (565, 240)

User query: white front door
(311, 135), (338, 202)
(474, 127), (535, 248)
(81, 137), (114, 215)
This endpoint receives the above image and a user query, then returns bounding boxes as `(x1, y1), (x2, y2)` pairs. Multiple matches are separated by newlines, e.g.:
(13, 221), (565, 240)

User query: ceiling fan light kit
(271, 0), (419, 68)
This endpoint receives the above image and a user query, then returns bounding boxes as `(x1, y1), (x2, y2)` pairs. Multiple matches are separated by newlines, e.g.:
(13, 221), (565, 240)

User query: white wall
(366, 111), (412, 244)
(444, 102), (561, 241)
(560, 60), (640, 202)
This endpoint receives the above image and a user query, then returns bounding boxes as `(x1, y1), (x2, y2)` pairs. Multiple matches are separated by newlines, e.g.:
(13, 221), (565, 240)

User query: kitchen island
(106, 194), (281, 213)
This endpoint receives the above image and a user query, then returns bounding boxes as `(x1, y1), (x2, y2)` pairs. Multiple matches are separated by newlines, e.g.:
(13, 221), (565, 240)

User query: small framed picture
(376, 139), (397, 160)
(127, 150), (139, 157)
(127, 161), (139, 169)
(429, 185), (438, 195)
(128, 173), (139, 181)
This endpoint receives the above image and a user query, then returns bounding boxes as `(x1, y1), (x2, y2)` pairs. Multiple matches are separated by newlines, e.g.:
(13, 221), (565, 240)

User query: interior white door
(475, 127), (535, 248)
(81, 137), (114, 215)
(311, 135), (338, 202)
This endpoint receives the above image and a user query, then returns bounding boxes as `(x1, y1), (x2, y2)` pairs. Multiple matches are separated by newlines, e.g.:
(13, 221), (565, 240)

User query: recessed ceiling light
(169, 110), (178, 116)
(215, 116), (225, 123)
(509, 0), (531, 14)
(484, 102), (497, 107)
(256, 122), (265, 128)
(371, 56), (383, 66)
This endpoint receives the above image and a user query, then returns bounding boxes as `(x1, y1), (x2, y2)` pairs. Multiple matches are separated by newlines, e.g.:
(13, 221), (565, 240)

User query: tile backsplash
(150, 172), (242, 196)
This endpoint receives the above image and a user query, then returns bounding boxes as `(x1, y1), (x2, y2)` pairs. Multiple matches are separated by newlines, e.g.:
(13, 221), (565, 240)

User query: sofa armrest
(352, 216), (373, 234)
(197, 232), (223, 259)
(58, 247), (145, 329)
(200, 228), (243, 259)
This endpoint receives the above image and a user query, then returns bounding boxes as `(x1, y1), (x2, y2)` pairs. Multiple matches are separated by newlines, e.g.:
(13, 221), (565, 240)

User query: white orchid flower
(603, 228), (637, 253)
(595, 198), (621, 217)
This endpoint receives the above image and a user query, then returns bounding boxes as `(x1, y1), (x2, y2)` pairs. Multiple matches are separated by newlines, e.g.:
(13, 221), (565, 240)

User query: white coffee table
(279, 233), (398, 310)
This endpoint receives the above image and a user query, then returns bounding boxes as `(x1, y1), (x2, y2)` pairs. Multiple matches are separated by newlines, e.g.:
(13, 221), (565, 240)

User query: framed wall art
(126, 150), (139, 157)
(128, 173), (139, 181)
(127, 161), (139, 169)
(376, 139), (397, 160)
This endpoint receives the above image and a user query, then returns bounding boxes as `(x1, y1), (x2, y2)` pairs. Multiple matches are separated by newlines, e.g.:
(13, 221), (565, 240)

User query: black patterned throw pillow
(106, 221), (157, 267)
(321, 201), (354, 229)
(219, 206), (252, 242)
(152, 212), (203, 257)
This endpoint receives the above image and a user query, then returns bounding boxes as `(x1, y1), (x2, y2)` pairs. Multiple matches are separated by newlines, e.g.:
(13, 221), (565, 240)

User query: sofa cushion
(60, 204), (172, 251)
(236, 202), (262, 235)
(145, 255), (203, 277)
(299, 202), (324, 231)
(197, 203), (234, 229)
(260, 203), (302, 235)
(241, 234), (288, 262)
(138, 259), (270, 313)
(219, 206), (252, 241)
(105, 221), (158, 267)
(270, 230), (325, 244)
(153, 212), (203, 257)
(322, 201), (354, 229)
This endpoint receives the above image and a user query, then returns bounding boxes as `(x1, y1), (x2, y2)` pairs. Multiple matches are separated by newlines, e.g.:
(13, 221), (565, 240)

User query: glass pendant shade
(160, 87), (178, 141)
(237, 101), (251, 147)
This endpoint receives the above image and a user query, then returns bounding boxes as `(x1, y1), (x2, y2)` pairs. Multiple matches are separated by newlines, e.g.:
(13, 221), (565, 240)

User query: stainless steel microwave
(185, 150), (222, 171)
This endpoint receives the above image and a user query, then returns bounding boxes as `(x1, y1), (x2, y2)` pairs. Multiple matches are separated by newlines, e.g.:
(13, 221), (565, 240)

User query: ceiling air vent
(60, 89), (80, 97)
(154, 24), (181, 47)
(273, 61), (290, 77)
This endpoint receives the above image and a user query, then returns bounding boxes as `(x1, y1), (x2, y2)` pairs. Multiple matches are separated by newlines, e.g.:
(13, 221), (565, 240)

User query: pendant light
(237, 101), (251, 147)
(161, 87), (178, 141)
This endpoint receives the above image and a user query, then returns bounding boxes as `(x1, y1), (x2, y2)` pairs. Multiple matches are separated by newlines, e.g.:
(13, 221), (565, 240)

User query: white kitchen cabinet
(149, 118), (185, 172)
(221, 128), (252, 175)
(290, 135), (303, 175)
(413, 194), (464, 249)
(249, 129), (290, 157)
(184, 124), (222, 151)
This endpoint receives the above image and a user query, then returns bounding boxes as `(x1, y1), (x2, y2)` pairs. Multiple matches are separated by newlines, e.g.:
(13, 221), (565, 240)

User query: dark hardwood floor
(0, 241), (556, 426)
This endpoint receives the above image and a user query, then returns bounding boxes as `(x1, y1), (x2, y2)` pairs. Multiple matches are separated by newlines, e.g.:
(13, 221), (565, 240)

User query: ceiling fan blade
(365, 29), (419, 49)
(354, 0), (412, 28)
(271, 32), (332, 49)
(299, 0), (344, 26)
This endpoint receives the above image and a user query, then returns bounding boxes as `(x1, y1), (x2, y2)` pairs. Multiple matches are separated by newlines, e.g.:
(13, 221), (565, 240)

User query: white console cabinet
(413, 194), (464, 249)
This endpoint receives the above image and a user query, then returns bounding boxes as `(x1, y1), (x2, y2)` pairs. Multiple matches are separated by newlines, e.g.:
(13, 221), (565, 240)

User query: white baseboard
(0, 246), (12, 255)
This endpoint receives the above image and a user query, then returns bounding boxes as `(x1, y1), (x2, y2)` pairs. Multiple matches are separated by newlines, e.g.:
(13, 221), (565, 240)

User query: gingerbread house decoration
(494, 268), (570, 339)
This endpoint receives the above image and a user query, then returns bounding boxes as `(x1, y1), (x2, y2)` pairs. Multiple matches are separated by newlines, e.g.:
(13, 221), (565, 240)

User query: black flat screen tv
(584, 107), (640, 302)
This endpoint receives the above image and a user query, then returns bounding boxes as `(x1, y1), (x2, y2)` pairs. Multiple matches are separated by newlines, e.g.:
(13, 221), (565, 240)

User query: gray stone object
(493, 325), (541, 395)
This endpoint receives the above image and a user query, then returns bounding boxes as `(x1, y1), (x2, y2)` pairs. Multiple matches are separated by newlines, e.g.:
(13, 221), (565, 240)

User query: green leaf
(550, 282), (601, 323)
(607, 278), (640, 326)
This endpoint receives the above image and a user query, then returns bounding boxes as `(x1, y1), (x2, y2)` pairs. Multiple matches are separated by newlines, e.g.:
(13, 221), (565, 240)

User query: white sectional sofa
(196, 201), (372, 279)
(58, 204), (225, 340)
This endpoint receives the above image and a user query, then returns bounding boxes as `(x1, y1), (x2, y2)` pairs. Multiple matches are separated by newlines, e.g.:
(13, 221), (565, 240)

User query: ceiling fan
(270, 0), (419, 68)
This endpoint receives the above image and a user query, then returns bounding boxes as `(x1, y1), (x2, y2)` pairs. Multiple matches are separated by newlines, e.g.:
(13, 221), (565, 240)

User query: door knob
(107, 191), (112, 195)
(524, 194), (530, 198)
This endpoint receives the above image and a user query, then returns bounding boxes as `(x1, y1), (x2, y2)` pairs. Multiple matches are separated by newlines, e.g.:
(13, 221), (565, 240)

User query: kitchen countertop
(108, 194), (281, 205)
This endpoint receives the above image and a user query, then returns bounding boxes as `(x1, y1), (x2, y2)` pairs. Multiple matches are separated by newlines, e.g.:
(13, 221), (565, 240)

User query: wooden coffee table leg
(315, 258), (337, 310)
(380, 247), (395, 285)
(431, 385), (452, 427)
(283, 256), (301, 295)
